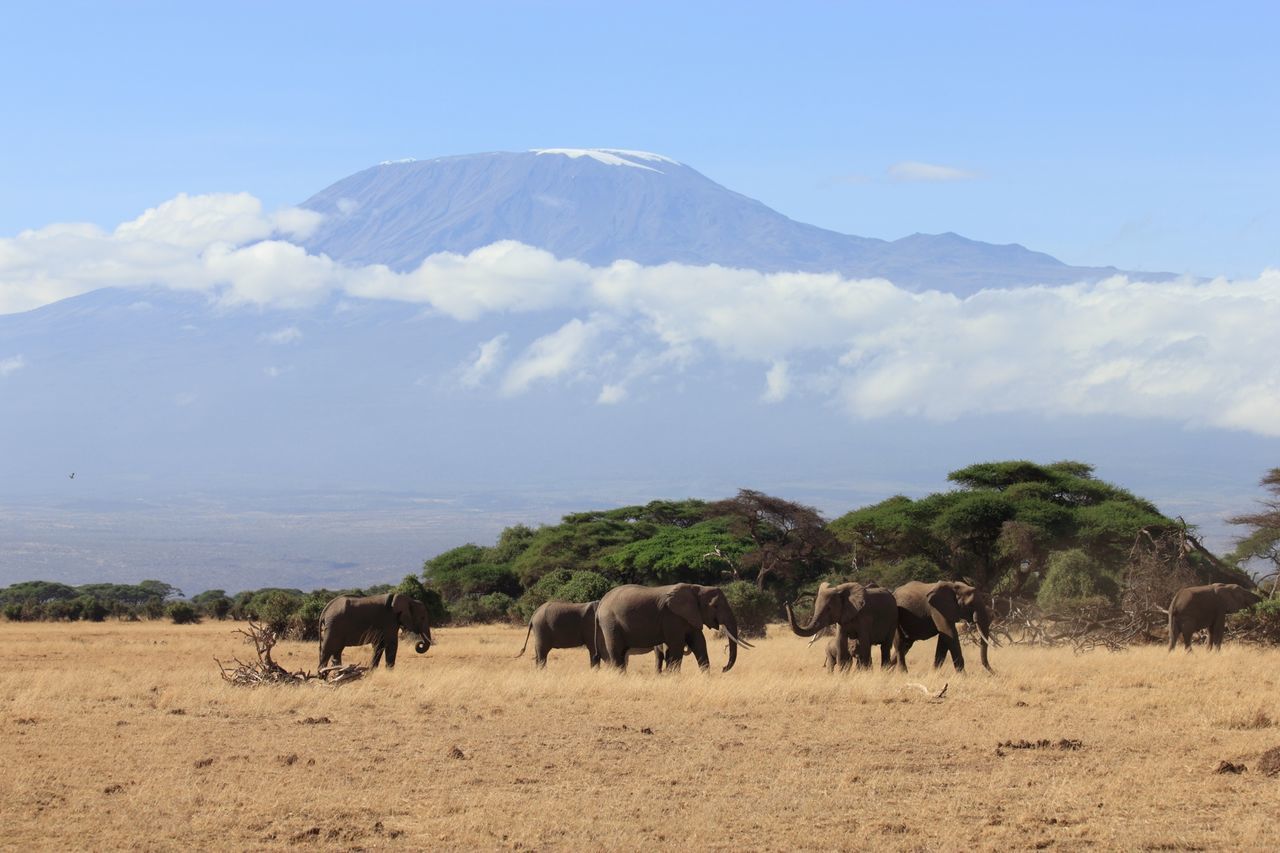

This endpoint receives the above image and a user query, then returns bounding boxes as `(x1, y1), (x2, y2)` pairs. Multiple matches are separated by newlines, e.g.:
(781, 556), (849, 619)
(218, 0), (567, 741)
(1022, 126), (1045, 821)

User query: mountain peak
(530, 148), (681, 171)
(299, 150), (1162, 294)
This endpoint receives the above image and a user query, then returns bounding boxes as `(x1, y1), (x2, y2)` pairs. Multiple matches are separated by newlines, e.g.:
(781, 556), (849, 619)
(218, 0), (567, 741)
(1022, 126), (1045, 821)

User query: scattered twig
(215, 621), (366, 687)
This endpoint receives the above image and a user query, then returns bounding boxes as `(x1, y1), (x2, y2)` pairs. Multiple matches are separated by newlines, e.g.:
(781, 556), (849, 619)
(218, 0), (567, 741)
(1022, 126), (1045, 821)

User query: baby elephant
(517, 601), (603, 668)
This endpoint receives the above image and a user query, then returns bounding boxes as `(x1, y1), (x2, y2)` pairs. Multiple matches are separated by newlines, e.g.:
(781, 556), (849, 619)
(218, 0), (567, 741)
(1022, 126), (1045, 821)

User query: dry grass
(2, 621), (1279, 851)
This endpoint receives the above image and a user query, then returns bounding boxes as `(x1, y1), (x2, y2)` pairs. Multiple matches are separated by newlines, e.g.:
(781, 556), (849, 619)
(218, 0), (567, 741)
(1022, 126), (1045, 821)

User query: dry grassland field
(2, 621), (1279, 851)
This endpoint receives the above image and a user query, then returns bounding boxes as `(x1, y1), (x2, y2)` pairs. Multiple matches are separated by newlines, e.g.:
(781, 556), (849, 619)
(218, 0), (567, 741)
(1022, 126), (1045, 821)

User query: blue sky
(3, 2), (1277, 277)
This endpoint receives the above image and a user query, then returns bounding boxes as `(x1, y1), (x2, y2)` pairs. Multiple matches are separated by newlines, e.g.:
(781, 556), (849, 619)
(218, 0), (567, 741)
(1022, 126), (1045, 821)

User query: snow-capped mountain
(299, 149), (1149, 295)
(2, 148), (1262, 593)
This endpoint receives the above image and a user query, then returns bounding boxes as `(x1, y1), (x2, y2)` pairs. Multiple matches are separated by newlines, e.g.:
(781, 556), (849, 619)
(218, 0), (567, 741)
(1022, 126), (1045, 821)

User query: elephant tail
(1167, 608), (1177, 651)
(515, 620), (534, 658)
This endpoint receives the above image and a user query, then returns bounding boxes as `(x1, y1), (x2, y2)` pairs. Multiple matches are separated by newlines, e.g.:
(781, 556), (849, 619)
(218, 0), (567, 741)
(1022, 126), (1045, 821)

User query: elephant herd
(314, 581), (1264, 674)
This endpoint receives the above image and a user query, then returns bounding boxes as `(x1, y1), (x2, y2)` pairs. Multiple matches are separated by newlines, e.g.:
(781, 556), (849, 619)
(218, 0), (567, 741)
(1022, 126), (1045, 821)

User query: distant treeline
(3, 460), (1255, 637)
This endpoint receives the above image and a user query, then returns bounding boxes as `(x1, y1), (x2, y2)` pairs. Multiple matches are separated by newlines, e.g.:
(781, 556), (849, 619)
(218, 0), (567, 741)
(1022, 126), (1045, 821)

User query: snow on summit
(531, 148), (680, 171)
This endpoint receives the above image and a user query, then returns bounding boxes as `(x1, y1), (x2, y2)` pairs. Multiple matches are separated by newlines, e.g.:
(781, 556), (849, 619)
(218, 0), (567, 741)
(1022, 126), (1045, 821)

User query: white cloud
(597, 383), (627, 404)
(500, 318), (601, 396)
(887, 161), (979, 182)
(5, 191), (1280, 437)
(260, 326), (303, 345)
(457, 334), (508, 388)
(761, 360), (791, 403)
(0, 355), (24, 376)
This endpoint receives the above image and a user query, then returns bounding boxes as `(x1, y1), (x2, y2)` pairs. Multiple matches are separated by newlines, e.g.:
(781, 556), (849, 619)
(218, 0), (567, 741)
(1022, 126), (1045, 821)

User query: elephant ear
(926, 583), (962, 624)
(662, 584), (703, 629)
(844, 583), (867, 614)
(391, 593), (411, 623)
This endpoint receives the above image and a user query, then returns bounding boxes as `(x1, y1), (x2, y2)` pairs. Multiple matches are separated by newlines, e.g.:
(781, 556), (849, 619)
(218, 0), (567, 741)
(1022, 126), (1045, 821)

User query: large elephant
(318, 592), (432, 670)
(595, 583), (752, 672)
(893, 581), (994, 673)
(786, 582), (897, 670)
(1167, 583), (1262, 651)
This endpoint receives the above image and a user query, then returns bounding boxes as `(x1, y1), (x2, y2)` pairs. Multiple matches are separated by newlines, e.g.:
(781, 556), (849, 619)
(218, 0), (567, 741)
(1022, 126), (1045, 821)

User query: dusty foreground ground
(1, 622), (1278, 851)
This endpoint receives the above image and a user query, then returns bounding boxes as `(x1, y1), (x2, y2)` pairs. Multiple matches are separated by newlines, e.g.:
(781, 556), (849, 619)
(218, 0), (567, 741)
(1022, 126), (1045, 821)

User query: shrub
(1037, 549), (1120, 612)
(450, 592), (516, 625)
(1228, 596), (1280, 645)
(166, 601), (201, 625)
(77, 596), (108, 622)
(249, 590), (303, 635)
(288, 593), (329, 641)
(720, 581), (776, 638)
(513, 569), (574, 621)
(2, 603), (23, 622)
(860, 555), (945, 590)
(555, 571), (613, 604)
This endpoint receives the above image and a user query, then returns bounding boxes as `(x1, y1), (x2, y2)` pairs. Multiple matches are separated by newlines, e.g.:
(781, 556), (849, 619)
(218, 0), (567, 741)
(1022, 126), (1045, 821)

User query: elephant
(514, 600), (685, 671)
(786, 582), (898, 670)
(893, 580), (994, 673)
(595, 583), (753, 672)
(318, 592), (432, 670)
(1167, 583), (1262, 651)
(516, 600), (604, 668)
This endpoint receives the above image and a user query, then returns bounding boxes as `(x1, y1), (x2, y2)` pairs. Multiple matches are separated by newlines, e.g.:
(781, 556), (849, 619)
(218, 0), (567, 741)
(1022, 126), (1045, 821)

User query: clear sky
(3, 1), (1277, 278)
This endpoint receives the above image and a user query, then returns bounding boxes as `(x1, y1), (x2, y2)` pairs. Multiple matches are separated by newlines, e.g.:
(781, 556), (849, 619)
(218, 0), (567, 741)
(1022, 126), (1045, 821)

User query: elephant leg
(1182, 627), (1194, 651)
(654, 648), (664, 674)
(879, 641), (893, 669)
(384, 637), (398, 669)
(371, 643), (384, 668)
(535, 646), (548, 668)
(1210, 615), (1226, 650)
(1167, 619), (1178, 652)
(895, 636), (912, 673)
(855, 626), (873, 670)
(602, 627), (627, 670)
(835, 625), (854, 671)
(936, 631), (965, 672)
(686, 631), (710, 671)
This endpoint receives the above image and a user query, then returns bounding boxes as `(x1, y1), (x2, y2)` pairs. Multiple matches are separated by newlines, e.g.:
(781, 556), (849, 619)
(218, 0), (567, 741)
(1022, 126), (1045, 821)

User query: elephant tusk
(722, 628), (754, 649)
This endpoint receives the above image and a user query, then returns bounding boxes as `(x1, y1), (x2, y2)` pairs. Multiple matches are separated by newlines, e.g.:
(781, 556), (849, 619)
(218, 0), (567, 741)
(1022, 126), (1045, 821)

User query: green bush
(513, 569), (574, 621)
(249, 590), (303, 635)
(1227, 596), (1280, 645)
(450, 592), (516, 625)
(166, 601), (201, 624)
(860, 555), (945, 590)
(554, 571), (613, 604)
(288, 593), (329, 641)
(2, 603), (23, 622)
(720, 581), (776, 638)
(1037, 549), (1120, 611)
(77, 596), (108, 622)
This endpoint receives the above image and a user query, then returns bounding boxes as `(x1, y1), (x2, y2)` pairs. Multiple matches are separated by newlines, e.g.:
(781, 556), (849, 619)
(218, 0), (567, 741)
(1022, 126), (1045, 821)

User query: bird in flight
(68, 472), (75, 479)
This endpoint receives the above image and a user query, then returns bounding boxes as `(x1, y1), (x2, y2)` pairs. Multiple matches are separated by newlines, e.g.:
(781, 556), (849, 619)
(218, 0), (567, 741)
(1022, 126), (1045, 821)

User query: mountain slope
(300, 149), (1148, 294)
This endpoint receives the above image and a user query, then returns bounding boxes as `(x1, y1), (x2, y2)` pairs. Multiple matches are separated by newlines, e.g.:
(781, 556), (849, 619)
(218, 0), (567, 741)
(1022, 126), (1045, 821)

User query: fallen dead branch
(215, 621), (366, 687)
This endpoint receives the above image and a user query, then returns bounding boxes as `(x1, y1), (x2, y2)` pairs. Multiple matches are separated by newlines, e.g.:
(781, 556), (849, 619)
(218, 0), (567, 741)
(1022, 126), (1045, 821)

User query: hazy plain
(2, 621), (1278, 851)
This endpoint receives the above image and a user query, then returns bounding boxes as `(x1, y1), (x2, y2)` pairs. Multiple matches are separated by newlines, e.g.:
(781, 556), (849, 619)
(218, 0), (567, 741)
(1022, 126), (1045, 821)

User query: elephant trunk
(415, 627), (432, 654)
(785, 602), (824, 638)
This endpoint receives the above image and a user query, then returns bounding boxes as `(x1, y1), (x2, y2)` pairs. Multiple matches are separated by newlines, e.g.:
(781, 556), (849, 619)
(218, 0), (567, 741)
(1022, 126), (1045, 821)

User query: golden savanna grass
(2, 621), (1279, 851)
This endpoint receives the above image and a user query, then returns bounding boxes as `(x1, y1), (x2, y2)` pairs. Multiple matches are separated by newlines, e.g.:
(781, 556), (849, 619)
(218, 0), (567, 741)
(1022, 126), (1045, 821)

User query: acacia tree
(1228, 468), (1280, 591)
(710, 490), (836, 591)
